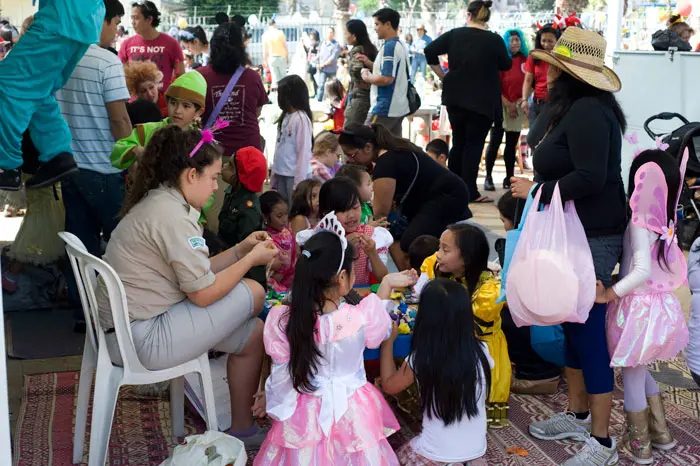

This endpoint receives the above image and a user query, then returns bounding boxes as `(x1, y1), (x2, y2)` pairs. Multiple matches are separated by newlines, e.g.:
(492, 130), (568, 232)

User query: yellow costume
(421, 253), (512, 427)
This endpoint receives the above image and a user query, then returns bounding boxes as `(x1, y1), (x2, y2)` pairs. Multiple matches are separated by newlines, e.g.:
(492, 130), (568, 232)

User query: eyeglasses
(345, 148), (361, 161)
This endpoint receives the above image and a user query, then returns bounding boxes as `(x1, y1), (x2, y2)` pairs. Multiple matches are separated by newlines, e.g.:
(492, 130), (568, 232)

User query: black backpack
(651, 29), (692, 52)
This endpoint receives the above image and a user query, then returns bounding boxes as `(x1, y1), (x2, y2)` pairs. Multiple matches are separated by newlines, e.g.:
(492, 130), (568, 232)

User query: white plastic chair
(60, 232), (218, 466)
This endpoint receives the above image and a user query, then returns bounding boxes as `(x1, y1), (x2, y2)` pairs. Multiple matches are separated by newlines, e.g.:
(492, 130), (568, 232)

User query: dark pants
(62, 169), (125, 320)
(446, 107), (493, 201)
(485, 123), (520, 181)
(502, 307), (561, 380)
(564, 235), (623, 395)
(316, 70), (336, 101)
(693, 371), (700, 388)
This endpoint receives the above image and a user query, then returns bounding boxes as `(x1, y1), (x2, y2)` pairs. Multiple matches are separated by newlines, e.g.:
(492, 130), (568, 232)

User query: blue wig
(502, 29), (528, 58)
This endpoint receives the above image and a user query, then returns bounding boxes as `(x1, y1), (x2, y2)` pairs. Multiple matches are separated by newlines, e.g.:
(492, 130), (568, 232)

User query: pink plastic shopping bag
(506, 183), (596, 327)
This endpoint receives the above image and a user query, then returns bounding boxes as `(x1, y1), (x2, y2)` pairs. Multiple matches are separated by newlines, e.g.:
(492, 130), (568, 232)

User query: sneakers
(562, 436), (619, 466)
(0, 169), (21, 191)
(529, 412), (590, 441)
(25, 152), (77, 190)
(484, 175), (496, 192)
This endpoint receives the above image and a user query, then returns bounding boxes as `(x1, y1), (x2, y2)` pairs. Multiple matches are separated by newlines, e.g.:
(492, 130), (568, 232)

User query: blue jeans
(62, 169), (125, 320)
(411, 54), (427, 82)
(316, 70), (336, 101)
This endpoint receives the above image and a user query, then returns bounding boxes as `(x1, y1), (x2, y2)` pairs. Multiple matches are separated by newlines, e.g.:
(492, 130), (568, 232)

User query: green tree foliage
(184, 0), (281, 18)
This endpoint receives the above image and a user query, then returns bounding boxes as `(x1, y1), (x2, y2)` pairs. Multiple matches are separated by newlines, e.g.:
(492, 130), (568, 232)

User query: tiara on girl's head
(295, 211), (348, 274)
(189, 118), (230, 158)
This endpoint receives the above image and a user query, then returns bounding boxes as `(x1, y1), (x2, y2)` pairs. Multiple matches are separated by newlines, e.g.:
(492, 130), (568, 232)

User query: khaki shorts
(106, 280), (255, 370)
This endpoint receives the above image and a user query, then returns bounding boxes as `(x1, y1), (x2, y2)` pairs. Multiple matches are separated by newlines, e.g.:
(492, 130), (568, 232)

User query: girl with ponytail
(253, 212), (417, 464)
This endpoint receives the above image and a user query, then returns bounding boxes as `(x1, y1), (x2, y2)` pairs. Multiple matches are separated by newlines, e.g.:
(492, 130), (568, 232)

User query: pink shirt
(119, 33), (184, 91)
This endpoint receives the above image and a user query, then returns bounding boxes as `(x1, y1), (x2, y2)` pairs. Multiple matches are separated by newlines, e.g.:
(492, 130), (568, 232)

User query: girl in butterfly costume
(596, 147), (689, 465)
(0, 0), (104, 191)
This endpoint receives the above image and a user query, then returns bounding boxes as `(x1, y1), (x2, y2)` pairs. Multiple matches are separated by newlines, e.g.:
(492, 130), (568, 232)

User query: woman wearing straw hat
(510, 27), (627, 466)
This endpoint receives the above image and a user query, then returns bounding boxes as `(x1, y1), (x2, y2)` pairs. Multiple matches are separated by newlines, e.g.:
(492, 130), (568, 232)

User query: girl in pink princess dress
(260, 191), (296, 292)
(252, 212), (418, 465)
(596, 149), (689, 465)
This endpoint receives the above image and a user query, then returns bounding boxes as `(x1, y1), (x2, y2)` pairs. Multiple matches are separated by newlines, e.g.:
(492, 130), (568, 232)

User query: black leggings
(446, 107), (493, 201)
(484, 123), (520, 180)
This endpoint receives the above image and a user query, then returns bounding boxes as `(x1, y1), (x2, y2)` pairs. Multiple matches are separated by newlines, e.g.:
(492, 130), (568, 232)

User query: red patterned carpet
(12, 371), (700, 465)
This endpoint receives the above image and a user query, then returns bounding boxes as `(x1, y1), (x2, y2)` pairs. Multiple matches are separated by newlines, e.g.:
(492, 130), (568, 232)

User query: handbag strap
(399, 152), (420, 207)
(205, 66), (244, 128)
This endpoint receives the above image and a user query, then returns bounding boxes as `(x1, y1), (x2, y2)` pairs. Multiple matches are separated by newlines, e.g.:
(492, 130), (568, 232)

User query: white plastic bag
(160, 431), (247, 466)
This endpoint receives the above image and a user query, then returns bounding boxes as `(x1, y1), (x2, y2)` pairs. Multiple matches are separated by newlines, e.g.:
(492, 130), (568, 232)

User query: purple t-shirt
(198, 66), (269, 156)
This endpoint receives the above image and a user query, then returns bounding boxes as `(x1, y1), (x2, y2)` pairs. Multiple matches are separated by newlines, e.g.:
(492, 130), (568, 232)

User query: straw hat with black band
(529, 27), (621, 93)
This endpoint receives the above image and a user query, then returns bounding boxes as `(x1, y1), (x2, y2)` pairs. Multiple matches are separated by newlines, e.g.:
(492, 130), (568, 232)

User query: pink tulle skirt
(606, 292), (689, 368)
(253, 383), (400, 466)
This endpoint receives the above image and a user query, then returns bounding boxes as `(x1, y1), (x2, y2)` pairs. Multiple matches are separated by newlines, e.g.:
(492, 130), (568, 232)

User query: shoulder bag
(387, 152), (420, 240)
(401, 43), (421, 115)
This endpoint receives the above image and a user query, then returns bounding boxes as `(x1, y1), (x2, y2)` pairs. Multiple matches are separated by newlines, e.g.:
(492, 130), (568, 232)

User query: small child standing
(597, 150), (688, 464)
(419, 223), (511, 427)
(289, 179), (321, 238)
(218, 147), (267, 248)
(425, 138), (449, 168)
(381, 278), (491, 466)
(311, 177), (392, 285)
(260, 191), (296, 292)
(310, 131), (341, 182)
(253, 214), (417, 464)
(322, 78), (347, 132)
(271, 75), (313, 205)
(335, 164), (375, 225)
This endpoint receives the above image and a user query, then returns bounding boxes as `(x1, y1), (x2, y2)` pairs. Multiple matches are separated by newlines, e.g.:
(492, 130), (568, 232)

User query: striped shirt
(56, 45), (130, 175)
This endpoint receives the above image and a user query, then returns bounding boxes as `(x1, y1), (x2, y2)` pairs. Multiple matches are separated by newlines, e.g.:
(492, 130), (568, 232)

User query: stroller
(644, 112), (700, 249)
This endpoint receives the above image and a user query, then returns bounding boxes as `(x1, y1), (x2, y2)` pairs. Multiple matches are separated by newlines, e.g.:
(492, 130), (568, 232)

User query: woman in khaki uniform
(99, 126), (278, 447)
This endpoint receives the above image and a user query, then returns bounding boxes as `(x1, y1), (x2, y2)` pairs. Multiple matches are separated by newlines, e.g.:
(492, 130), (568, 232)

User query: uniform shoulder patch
(187, 236), (207, 250)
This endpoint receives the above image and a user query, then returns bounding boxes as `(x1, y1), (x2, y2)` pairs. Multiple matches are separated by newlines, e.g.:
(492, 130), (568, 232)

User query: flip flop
(471, 196), (494, 204)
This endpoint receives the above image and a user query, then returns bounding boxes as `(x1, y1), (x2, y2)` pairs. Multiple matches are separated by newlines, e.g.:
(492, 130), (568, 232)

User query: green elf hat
(165, 71), (207, 109)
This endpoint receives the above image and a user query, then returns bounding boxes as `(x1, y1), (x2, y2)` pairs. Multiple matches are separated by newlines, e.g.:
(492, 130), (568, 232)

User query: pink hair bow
(189, 118), (230, 158)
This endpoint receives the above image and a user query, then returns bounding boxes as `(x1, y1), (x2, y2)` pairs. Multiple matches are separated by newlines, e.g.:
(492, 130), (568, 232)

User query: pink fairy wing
(648, 240), (688, 290)
(630, 162), (668, 235)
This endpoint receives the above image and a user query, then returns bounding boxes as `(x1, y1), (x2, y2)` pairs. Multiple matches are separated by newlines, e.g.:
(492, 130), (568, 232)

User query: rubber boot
(623, 409), (653, 464)
(647, 394), (677, 450)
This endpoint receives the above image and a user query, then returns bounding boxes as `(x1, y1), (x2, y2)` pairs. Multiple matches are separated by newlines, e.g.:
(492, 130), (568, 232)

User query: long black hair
(277, 75), (313, 143)
(547, 71), (627, 134)
(338, 124), (424, 156)
(441, 223), (490, 295)
(183, 26), (208, 45)
(628, 149), (681, 270)
(532, 25), (560, 64)
(346, 19), (378, 61)
(210, 23), (248, 74)
(286, 232), (356, 392)
(412, 278), (491, 424)
(319, 177), (360, 217)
